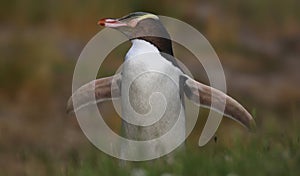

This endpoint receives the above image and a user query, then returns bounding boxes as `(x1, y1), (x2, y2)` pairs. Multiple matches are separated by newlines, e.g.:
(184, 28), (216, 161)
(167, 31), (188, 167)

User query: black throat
(134, 36), (174, 56)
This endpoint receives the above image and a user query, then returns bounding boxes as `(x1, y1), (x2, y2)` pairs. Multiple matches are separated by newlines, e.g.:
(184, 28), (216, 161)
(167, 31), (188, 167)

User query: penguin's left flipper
(181, 75), (256, 130)
(66, 74), (121, 114)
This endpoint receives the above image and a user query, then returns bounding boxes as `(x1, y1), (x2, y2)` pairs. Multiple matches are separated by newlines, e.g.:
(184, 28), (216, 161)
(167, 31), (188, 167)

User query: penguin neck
(125, 39), (160, 60)
(126, 38), (182, 70)
(129, 36), (174, 56)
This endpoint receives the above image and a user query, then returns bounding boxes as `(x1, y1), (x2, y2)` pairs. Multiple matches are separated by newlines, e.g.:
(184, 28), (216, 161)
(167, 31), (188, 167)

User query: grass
(58, 125), (300, 176)
(3, 113), (296, 176)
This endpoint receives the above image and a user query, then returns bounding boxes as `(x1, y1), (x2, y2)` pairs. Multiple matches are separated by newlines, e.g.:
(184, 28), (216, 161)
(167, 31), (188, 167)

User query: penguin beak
(97, 18), (128, 28)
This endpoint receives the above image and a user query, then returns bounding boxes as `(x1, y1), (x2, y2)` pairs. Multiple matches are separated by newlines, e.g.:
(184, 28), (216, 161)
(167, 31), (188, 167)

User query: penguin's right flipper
(66, 74), (121, 114)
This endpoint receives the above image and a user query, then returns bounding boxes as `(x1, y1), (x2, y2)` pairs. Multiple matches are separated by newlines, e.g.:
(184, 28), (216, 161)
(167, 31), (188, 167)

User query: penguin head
(98, 12), (170, 40)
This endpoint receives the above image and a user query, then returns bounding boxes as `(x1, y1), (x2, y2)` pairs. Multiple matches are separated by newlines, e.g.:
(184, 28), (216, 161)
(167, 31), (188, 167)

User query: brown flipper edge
(66, 74), (121, 114)
(182, 75), (256, 130)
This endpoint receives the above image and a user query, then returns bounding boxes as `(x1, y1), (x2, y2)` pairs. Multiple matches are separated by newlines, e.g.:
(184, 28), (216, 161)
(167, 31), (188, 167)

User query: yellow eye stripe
(127, 13), (159, 27)
(137, 14), (159, 21)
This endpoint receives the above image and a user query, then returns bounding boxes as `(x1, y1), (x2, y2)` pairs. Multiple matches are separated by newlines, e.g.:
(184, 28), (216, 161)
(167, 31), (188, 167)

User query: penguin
(67, 12), (255, 158)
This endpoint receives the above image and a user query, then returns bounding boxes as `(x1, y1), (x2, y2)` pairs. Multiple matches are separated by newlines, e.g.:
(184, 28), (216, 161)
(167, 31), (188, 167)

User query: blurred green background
(0, 0), (300, 175)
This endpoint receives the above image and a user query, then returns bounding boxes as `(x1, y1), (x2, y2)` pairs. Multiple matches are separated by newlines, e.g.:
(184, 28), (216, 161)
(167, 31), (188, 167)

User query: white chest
(124, 39), (182, 81)
(121, 39), (185, 136)
(125, 39), (160, 60)
(120, 39), (186, 157)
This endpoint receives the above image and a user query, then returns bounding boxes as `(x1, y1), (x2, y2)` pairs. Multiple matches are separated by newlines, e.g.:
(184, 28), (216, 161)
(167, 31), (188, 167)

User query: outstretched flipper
(182, 75), (256, 130)
(66, 74), (121, 114)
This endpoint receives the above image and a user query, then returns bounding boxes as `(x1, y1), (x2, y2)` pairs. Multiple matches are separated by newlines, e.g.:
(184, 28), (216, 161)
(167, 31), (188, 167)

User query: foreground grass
(58, 124), (300, 176)
(2, 113), (298, 176)
(61, 142), (300, 176)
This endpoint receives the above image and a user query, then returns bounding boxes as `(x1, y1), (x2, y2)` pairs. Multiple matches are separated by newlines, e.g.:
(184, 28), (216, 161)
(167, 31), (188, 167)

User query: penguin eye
(127, 18), (139, 27)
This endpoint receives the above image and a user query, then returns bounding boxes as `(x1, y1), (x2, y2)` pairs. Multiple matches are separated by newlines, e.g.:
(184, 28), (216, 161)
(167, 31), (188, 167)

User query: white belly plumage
(120, 39), (185, 156)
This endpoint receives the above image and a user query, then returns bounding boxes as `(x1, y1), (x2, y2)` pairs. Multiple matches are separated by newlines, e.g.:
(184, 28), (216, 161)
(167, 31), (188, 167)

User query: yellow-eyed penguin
(67, 12), (255, 158)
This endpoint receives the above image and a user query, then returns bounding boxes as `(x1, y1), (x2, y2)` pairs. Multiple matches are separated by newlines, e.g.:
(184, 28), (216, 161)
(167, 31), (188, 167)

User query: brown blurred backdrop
(0, 0), (299, 175)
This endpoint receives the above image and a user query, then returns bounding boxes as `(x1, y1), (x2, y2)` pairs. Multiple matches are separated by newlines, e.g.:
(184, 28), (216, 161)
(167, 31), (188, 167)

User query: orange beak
(97, 18), (108, 26)
(97, 18), (127, 28)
